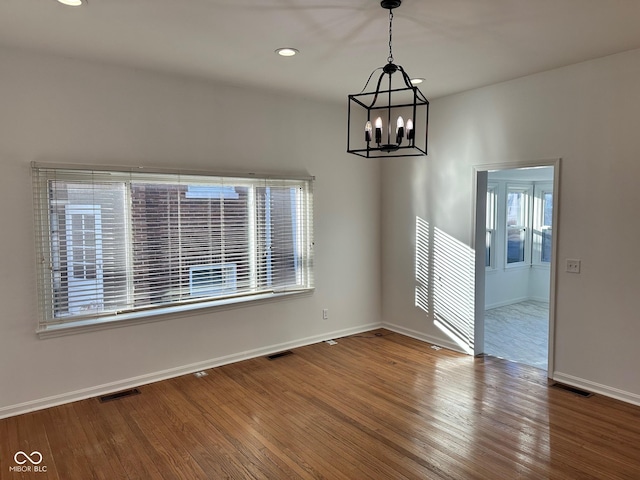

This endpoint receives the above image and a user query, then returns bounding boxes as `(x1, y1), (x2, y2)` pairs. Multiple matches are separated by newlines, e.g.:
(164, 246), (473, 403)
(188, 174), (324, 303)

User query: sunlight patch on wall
(433, 227), (475, 354)
(415, 217), (429, 314)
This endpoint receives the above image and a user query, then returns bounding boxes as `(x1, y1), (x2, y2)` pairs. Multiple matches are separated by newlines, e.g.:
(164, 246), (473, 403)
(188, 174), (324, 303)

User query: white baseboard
(552, 372), (640, 407)
(485, 296), (529, 310)
(8, 324), (639, 419)
(485, 296), (549, 310)
(0, 322), (381, 419)
(528, 296), (550, 304)
(382, 322), (467, 354)
(381, 326), (640, 407)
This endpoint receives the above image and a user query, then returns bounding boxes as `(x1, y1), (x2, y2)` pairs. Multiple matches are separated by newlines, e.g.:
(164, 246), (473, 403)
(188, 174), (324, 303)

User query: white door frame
(472, 158), (561, 377)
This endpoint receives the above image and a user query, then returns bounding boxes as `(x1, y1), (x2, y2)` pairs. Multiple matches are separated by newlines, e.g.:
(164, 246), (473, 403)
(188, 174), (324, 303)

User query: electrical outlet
(322, 308), (329, 320)
(566, 259), (581, 274)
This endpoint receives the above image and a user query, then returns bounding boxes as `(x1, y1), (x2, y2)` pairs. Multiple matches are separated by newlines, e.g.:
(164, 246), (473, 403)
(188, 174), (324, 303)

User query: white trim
(528, 296), (549, 304)
(472, 158), (561, 376)
(531, 264), (551, 271)
(31, 161), (315, 182)
(484, 297), (549, 311)
(382, 322), (468, 354)
(547, 160), (561, 375)
(37, 289), (314, 338)
(552, 372), (640, 407)
(472, 158), (561, 173)
(502, 264), (531, 272)
(1, 322), (381, 419)
(484, 296), (530, 310)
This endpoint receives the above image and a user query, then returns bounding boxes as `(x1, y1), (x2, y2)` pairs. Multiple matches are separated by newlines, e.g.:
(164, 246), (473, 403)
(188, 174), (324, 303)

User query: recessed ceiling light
(57, 0), (86, 6)
(275, 48), (299, 57)
(410, 78), (425, 85)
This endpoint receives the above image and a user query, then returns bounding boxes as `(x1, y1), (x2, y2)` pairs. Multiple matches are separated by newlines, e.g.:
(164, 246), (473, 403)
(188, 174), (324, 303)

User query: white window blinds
(32, 164), (314, 328)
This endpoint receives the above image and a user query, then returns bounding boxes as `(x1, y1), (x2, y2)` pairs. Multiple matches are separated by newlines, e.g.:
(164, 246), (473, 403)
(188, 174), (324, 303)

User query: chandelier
(347, 0), (429, 158)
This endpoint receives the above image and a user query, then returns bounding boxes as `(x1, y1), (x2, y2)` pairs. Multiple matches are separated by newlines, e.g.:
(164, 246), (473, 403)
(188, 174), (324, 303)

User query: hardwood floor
(2, 329), (640, 479)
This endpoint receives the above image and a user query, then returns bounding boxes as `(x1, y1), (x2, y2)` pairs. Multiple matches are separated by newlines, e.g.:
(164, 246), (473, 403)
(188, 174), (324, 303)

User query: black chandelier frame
(347, 0), (429, 158)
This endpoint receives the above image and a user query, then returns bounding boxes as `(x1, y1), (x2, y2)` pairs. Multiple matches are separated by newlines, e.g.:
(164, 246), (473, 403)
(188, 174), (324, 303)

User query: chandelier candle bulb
(365, 121), (372, 142)
(406, 118), (414, 141)
(375, 117), (383, 144)
(396, 116), (405, 143)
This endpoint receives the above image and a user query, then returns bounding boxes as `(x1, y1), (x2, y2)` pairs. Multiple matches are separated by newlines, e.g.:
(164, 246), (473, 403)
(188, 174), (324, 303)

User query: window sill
(504, 263), (531, 271)
(532, 263), (551, 270)
(37, 289), (314, 339)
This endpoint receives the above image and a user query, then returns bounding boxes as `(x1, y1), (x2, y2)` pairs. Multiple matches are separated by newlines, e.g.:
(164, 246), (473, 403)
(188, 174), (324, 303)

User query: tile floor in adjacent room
(484, 300), (549, 371)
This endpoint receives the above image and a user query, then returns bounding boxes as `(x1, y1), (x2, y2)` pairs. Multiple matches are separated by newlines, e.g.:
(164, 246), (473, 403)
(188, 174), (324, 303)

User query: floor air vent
(551, 383), (593, 398)
(267, 350), (293, 360)
(99, 388), (141, 403)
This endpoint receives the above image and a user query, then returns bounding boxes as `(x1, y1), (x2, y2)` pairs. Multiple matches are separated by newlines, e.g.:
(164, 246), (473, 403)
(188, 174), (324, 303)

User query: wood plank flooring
(1, 329), (640, 479)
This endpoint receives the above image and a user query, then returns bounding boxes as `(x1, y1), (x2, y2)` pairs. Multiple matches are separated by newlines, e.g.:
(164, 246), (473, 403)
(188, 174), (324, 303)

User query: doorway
(473, 161), (559, 374)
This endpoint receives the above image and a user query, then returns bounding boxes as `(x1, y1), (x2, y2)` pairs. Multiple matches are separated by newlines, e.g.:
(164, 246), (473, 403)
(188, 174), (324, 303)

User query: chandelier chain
(387, 9), (394, 64)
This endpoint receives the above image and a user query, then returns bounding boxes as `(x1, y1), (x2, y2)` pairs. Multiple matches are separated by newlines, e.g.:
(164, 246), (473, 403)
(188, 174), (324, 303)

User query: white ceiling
(2, 0), (640, 102)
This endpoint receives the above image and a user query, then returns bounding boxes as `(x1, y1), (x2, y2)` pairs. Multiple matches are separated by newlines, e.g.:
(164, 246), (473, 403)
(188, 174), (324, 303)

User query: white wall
(382, 48), (640, 405)
(485, 267), (532, 308)
(0, 47), (382, 416)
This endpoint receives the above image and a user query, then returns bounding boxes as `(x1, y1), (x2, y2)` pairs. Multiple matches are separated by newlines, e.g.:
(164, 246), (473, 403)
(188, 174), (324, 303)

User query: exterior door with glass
(65, 205), (104, 314)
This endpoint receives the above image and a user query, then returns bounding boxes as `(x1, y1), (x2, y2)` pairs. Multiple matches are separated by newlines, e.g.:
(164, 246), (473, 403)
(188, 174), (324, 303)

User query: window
(534, 184), (553, 264)
(485, 185), (497, 268)
(506, 185), (531, 265)
(33, 164), (314, 331)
